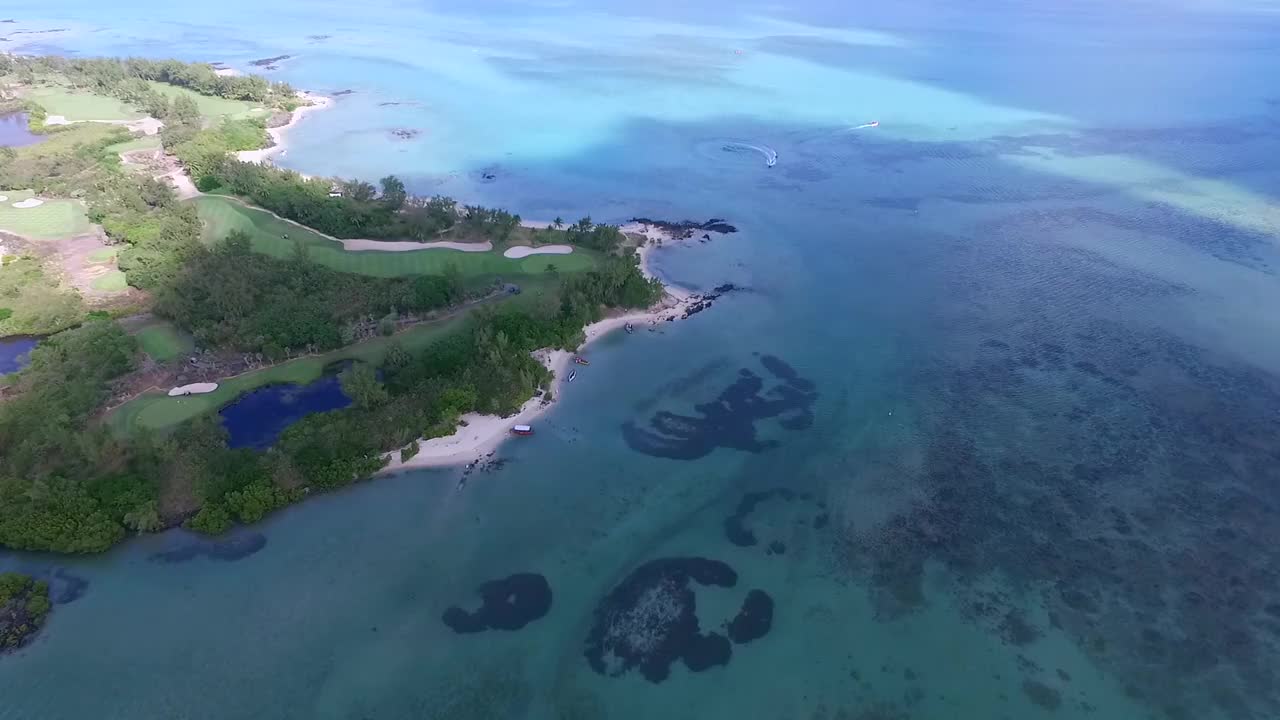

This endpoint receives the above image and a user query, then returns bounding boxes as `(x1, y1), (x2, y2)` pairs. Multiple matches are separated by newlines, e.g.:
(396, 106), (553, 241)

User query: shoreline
(235, 90), (332, 166)
(379, 233), (696, 474)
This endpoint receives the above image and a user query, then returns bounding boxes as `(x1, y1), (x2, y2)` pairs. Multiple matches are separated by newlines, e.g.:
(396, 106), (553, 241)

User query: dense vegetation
(0, 572), (51, 652)
(157, 230), (465, 356)
(0, 320), (139, 552)
(0, 54), (298, 112)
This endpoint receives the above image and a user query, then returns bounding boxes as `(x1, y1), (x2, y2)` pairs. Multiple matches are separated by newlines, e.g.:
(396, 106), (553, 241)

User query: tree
(379, 175), (407, 211)
(553, 217), (563, 230)
(167, 94), (201, 126)
(340, 362), (388, 409)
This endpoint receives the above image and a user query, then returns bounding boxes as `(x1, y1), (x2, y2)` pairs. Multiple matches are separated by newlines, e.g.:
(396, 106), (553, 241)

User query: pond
(218, 373), (352, 450)
(0, 336), (40, 375)
(0, 113), (45, 148)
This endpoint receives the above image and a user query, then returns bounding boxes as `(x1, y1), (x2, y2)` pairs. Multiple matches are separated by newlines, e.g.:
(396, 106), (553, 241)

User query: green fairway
(109, 316), (471, 436)
(147, 82), (268, 122)
(104, 134), (162, 156)
(193, 195), (600, 278)
(135, 322), (194, 362)
(87, 248), (118, 263)
(0, 190), (92, 240)
(25, 86), (142, 122)
(90, 270), (128, 292)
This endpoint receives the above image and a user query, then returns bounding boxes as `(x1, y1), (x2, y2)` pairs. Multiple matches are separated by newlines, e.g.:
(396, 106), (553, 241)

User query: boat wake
(721, 141), (777, 167)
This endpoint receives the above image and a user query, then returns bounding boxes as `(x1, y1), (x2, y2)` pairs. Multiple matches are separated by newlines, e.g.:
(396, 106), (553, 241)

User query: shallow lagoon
(3, 2), (1280, 720)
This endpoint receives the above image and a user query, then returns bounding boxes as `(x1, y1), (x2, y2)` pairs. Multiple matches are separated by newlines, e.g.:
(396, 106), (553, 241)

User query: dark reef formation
(584, 557), (773, 683)
(724, 488), (798, 546)
(835, 233), (1280, 719)
(726, 589), (774, 644)
(390, 128), (420, 140)
(629, 217), (738, 238)
(622, 354), (817, 460)
(150, 533), (267, 563)
(442, 573), (551, 634)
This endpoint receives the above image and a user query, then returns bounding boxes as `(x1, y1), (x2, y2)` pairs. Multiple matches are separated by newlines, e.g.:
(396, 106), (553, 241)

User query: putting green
(87, 248), (118, 263)
(0, 190), (92, 240)
(136, 322), (195, 362)
(25, 86), (143, 122)
(90, 270), (128, 292)
(147, 82), (268, 122)
(193, 195), (600, 278)
(109, 315), (470, 436)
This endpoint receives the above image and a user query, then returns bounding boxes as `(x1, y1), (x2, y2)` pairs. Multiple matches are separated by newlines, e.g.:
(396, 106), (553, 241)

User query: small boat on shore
(625, 322), (635, 334)
(568, 369), (577, 382)
(511, 424), (534, 436)
(573, 356), (589, 366)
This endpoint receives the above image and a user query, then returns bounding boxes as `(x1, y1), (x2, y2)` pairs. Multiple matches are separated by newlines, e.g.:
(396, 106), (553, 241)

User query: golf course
(193, 194), (601, 277)
(0, 189), (92, 240)
(108, 312), (472, 436)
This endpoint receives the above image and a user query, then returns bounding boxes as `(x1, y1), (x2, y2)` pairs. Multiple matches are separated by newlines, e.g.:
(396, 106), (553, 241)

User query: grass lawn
(87, 248), (118, 263)
(104, 134), (162, 156)
(25, 86), (143, 122)
(108, 314), (472, 436)
(0, 190), (92, 240)
(90, 270), (128, 292)
(146, 82), (268, 122)
(193, 195), (601, 278)
(135, 322), (194, 362)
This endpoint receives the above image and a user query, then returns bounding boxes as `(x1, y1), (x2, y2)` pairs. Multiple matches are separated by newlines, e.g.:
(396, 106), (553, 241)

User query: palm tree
(552, 216), (563, 230)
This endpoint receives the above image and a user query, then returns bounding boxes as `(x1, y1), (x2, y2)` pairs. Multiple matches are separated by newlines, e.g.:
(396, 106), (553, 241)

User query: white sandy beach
(380, 232), (696, 474)
(235, 91), (332, 165)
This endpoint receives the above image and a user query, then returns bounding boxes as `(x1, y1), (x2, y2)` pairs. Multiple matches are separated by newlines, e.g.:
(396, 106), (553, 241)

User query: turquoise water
(3, 2), (1280, 719)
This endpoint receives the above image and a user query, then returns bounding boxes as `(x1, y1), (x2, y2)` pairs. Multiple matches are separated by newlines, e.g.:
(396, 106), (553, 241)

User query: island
(0, 53), (719, 553)
(0, 573), (51, 652)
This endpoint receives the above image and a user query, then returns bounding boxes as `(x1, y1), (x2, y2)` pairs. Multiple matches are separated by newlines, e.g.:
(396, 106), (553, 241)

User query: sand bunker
(339, 238), (493, 252)
(503, 244), (574, 259)
(13, 198), (45, 209)
(168, 383), (218, 397)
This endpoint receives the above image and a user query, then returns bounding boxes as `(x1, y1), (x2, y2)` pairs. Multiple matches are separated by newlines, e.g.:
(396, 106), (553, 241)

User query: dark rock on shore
(629, 217), (738, 239)
(727, 589), (774, 644)
(248, 53), (291, 66)
(150, 532), (267, 563)
(442, 572), (552, 634)
(248, 54), (291, 69)
(332, 89), (356, 96)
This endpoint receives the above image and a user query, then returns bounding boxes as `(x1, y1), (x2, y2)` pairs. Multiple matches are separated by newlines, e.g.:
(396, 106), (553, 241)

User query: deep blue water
(218, 374), (351, 449)
(3, 2), (1280, 720)
(0, 113), (44, 147)
(0, 336), (39, 374)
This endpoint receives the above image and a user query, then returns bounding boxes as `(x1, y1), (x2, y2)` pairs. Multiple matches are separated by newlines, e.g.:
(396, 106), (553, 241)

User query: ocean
(2, 1), (1280, 718)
